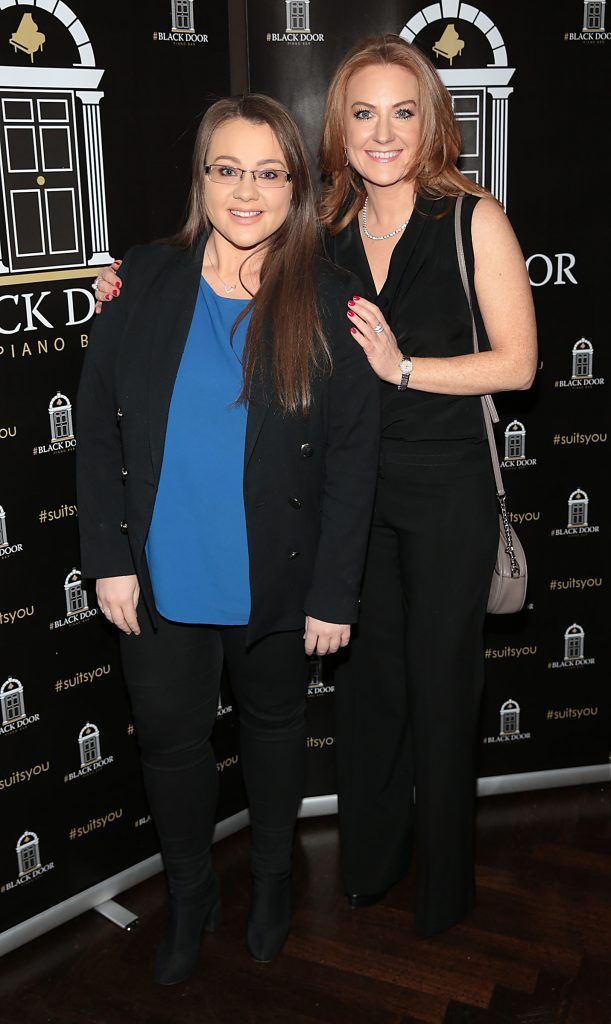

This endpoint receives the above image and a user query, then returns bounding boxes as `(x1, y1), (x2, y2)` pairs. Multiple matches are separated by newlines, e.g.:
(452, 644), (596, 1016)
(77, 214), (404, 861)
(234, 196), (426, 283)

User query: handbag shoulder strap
(454, 195), (505, 500)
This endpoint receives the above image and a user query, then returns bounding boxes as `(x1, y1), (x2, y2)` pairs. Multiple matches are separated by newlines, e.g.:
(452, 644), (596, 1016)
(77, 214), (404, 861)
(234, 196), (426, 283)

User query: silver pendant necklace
(361, 197), (412, 241)
(210, 264), (237, 294)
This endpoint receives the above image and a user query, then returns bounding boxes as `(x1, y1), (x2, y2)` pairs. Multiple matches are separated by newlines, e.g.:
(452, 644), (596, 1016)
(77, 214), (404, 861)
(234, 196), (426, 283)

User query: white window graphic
(171, 0), (195, 33)
(504, 420), (525, 460)
(0, 503), (7, 547)
(564, 623), (585, 661)
(64, 568), (88, 616)
(0, 2), (112, 278)
(79, 722), (101, 766)
(583, 1), (606, 30)
(16, 831), (40, 875)
(500, 699), (520, 736)
(450, 92), (482, 181)
(48, 391), (73, 442)
(571, 338), (593, 379)
(401, 6), (514, 208)
(568, 489), (589, 527)
(286, 0), (310, 32)
(1, 676), (25, 724)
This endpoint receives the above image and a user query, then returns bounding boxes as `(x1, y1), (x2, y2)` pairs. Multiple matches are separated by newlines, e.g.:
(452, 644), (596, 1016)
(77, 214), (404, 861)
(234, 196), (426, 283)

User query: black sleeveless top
(325, 194), (490, 444)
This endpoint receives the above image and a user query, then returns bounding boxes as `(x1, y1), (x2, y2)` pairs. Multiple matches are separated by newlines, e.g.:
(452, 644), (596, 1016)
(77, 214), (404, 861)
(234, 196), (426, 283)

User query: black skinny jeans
(120, 613), (309, 895)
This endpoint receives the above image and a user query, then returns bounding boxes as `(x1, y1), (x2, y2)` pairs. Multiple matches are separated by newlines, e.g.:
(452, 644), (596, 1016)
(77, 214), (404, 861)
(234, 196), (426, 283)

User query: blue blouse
(146, 277), (252, 624)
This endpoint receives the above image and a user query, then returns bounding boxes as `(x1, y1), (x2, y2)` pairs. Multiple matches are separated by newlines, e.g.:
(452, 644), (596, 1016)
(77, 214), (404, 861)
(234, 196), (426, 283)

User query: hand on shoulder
(94, 260), (122, 313)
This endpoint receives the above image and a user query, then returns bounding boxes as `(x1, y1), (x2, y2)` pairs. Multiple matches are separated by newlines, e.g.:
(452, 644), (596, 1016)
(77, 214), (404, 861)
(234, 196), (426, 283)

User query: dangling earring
(343, 146), (349, 167)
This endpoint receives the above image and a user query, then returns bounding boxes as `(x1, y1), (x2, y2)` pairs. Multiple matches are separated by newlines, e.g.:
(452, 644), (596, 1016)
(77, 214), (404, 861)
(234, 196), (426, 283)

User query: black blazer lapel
(147, 235), (207, 484)
(244, 367), (271, 473)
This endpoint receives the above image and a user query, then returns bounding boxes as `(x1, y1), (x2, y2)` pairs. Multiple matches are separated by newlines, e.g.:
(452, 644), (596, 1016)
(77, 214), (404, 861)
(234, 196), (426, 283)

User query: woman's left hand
(304, 616), (350, 656)
(347, 296), (403, 385)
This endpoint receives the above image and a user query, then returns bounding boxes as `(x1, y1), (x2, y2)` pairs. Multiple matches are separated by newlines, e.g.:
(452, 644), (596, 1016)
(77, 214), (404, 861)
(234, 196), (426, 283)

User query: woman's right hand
(93, 260), (123, 314)
(96, 574), (141, 635)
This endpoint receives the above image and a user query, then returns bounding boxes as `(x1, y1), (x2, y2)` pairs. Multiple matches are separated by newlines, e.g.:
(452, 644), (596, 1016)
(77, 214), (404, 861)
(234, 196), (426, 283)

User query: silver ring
(91, 277), (100, 292)
(372, 321), (384, 334)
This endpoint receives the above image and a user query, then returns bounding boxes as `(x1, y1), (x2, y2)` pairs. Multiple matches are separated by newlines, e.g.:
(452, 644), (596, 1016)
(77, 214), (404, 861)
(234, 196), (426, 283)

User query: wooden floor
(1, 783), (610, 1024)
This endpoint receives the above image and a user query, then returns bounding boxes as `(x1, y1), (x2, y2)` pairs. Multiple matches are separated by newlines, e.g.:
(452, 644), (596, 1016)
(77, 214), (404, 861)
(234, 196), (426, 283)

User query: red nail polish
(347, 300), (355, 307)
(347, 310), (355, 317)
(350, 327), (357, 334)
(113, 289), (119, 296)
(105, 293), (111, 299)
(352, 295), (361, 301)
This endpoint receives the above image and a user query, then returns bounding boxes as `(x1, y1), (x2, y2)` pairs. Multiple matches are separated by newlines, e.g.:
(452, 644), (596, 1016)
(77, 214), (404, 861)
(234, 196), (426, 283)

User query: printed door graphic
(82, 736), (98, 763)
(451, 90), (485, 184)
(0, 91), (85, 272)
(53, 408), (71, 439)
(289, 2), (308, 30)
(67, 586), (83, 613)
(5, 692), (22, 721)
(21, 846), (38, 872)
(175, 1), (192, 30)
(585, 3), (603, 29)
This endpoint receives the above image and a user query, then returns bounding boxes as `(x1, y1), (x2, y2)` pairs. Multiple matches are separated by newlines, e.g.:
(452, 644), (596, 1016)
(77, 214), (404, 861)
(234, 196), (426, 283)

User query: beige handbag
(454, 196), (528, 614)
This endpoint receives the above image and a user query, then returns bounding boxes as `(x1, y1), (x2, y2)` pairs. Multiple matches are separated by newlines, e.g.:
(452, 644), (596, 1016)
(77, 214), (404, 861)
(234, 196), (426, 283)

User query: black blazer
(76, 237), (380, 645)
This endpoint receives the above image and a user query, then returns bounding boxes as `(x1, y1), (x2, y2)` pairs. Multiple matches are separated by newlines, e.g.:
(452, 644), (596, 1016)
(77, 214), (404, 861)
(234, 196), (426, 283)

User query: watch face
(399, 358), (412, 373)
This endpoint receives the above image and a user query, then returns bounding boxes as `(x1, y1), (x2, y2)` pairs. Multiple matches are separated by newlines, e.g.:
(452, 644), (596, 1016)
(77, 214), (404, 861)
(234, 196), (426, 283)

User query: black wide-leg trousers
(334, 443), (498, 937)
(120, 615), (309, 895)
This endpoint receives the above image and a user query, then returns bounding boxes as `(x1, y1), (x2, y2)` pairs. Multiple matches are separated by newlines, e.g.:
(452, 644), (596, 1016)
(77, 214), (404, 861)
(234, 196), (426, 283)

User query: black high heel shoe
(154, 873), (221, 986)
(246, 873), (291, 963)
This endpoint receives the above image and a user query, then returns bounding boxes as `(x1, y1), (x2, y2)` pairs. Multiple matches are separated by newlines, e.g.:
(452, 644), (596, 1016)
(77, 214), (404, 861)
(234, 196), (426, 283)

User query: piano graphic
(432, 23), (464, 66)
(9, 13), (46, 63)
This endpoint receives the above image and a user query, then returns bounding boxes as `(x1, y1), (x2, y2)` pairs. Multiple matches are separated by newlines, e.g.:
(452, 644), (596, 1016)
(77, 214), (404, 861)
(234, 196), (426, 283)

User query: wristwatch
(397, 356), (413, 391)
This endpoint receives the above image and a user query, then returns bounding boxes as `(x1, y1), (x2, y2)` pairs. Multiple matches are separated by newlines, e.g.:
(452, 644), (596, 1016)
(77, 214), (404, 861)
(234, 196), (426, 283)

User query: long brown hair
(319, 35), (489, 234)
(174, 94), (328, 414)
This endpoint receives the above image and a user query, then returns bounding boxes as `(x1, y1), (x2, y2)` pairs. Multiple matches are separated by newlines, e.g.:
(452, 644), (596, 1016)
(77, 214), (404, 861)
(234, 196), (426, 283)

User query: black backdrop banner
(246, 0), (610, 777)
(1, 0), (609, 952)
(0, 0), (240, 946)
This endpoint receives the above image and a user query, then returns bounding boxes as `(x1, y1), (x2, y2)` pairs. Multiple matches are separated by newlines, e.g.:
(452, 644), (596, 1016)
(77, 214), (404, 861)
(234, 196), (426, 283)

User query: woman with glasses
(77, 94), (379, 984)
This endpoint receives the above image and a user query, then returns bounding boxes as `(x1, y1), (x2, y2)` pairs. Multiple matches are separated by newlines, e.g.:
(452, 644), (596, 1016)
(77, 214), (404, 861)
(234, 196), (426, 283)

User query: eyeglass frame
(204, 163), (293, 188)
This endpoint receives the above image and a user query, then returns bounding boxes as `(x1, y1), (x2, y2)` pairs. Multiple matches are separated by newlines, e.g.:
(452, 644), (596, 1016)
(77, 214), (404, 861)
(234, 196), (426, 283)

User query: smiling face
(343, 63), (421, 188)
(203, 118), (293, 252)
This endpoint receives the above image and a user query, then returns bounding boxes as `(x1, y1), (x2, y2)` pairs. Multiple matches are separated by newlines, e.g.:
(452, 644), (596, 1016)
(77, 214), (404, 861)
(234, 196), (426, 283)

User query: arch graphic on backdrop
(78, 722), (101, 766)
(564, 623), (585, 661)
(64, 567), (88, 615)
(572, 338), (593, 379)
(1, 676), (25, 724)
(400, 2), (515, 208)
(0, 0), (111, 279)
(504, 418), (525, 460)
(16, 831), (41, 875)
(499, 698), (520, 736)
(568, 488), (589, 528)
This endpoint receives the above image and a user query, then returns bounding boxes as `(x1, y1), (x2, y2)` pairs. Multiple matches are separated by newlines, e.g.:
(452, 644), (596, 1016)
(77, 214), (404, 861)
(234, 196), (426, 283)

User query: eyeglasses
(204, 164), (292, 188)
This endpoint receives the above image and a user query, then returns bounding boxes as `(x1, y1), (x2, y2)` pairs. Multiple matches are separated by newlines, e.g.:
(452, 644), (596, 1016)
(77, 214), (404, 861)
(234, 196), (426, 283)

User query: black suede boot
(154, 871), (221, 985)
(246, 872), (291, 963)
